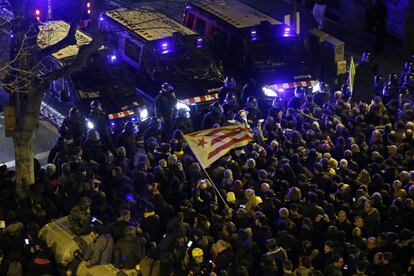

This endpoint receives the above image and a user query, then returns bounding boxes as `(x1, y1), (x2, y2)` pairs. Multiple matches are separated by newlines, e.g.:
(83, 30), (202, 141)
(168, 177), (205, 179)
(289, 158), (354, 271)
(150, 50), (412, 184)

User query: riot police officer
(115, 121), (139, 159)
(154, 83), (177, 127)
(62, 107), (86, 146)
(222, 92), (240, 115)
(244, 96), (262, 126)
(218, 76), (238, 104)
(313, 83), (331, 107)
(171, 108), (194, 134)
(88, 100), (113, 151)
(374, 74), (384, 96)
(48, 124), (75, 166)
(202, 101), (225, 129)
(287, 86), (306, 109)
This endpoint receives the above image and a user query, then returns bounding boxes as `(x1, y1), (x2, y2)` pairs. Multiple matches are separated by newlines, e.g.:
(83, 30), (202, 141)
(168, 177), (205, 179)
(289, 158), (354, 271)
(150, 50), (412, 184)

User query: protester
(1, 51), (414, 276)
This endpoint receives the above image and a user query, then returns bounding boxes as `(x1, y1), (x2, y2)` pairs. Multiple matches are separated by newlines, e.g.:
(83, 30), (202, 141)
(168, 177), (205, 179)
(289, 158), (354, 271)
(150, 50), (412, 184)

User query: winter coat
(113, 234), (146, 269)
(84, 234), (114, 265)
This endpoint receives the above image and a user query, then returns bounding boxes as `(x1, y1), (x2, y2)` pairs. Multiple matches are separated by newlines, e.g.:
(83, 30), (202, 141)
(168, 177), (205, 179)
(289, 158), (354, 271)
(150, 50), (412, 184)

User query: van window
(51, 78), (70, 102)
(124, 38), (141, 64)
(195, 18), (206, 35)
(186, 12), (195, 29)
(107, 33), (119, 49)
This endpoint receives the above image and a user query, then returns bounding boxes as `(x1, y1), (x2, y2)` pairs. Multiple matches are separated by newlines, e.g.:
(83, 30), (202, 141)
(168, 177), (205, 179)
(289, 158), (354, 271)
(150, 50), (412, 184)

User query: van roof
(37, 21), (97, 60)
(189, 0), (283, 29)
(104, 8), (197, 41)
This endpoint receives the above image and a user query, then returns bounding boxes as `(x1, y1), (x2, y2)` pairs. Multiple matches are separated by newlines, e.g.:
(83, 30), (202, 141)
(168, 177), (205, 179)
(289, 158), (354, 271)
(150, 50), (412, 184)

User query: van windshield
(156, 45), (222, 82)
(249, 38), (308, 69)
(71, 61), (136, 99)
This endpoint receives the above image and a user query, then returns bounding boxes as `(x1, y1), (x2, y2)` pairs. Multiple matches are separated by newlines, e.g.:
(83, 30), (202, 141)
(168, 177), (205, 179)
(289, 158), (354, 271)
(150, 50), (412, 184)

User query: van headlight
(176, 101), (190, 111)
(87, 120), (94, 129)
(139, 108), (149, 121)
(262, 86), (277, 97)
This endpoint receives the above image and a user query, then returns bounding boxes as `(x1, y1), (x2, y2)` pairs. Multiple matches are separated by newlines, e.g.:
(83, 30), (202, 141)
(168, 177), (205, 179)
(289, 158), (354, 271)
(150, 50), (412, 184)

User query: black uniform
(155, 93), (176, 125)
(202, 111), (225, 129)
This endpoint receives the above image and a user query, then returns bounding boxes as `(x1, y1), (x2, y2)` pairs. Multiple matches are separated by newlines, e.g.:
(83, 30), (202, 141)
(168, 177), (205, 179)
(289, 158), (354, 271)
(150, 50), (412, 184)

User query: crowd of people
(1, 53), (414, 276)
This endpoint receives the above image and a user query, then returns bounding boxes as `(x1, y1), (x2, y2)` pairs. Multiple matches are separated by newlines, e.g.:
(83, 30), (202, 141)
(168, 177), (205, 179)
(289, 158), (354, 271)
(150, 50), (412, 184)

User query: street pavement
(0, 89), (58, 167)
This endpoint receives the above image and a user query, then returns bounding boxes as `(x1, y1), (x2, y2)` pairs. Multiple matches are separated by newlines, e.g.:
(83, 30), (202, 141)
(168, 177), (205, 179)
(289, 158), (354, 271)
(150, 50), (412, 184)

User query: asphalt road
(0, 90), (58, 167)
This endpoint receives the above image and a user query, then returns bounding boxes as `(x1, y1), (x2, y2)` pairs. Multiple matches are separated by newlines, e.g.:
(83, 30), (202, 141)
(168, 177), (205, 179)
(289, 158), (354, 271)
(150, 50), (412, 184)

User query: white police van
(37, 21), (149, 130)
(183, 0), (317, 103)
(99, 7), (224, 114)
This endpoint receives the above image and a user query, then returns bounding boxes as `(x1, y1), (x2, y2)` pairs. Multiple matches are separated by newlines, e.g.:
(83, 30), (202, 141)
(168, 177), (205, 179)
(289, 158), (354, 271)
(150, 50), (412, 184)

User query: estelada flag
(183, 125), (253, 168)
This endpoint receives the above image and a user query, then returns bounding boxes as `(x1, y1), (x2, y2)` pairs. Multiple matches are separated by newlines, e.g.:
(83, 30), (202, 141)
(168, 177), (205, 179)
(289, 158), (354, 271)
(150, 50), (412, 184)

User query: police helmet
(177, 108), (189, 118)
(321, 83), (330, 94)
(87, 129), (101, 141)
(404, 73), (414, 87)
(246, 96), (258, 108)
(210, 101), (222, 113)
(361, 51), (372, 62)
(90, 100), (102, 110)
(294, 86), (306, 98)
(69, 107), (80, 118)
(161, 83), (174, 94)
(382, 84), (393, 97)
(374, 75), (383, 87)
(224, 92), (237, 105)
(224, 76), (236, 89)
(388, 73), (399, 86)
(404, 60), (413, 71)
(272, 98), (280, 108)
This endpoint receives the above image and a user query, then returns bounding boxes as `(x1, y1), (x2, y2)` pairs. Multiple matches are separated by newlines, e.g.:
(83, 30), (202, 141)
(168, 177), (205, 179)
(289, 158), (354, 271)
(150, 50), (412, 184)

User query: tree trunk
(14, 133), (34, 202)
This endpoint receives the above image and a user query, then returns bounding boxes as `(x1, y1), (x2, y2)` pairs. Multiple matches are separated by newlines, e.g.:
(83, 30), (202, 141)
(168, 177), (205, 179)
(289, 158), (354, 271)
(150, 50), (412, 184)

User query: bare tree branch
(39, 0), (85, 58)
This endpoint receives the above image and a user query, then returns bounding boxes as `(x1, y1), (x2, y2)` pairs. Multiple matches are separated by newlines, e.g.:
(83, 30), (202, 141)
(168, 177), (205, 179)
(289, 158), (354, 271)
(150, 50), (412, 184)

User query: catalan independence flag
(184, 125), (253, 168)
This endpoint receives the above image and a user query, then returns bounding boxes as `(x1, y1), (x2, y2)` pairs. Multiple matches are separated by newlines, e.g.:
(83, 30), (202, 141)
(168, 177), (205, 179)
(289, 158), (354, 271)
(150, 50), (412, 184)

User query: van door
(123, 37), (142, 69)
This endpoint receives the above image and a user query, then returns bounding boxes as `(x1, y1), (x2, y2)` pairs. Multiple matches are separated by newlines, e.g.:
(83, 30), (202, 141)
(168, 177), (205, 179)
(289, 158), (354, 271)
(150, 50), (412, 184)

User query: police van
(37, 21), (149, 130)
(183, 0), (317, 104)
(99, 7), (224, 115)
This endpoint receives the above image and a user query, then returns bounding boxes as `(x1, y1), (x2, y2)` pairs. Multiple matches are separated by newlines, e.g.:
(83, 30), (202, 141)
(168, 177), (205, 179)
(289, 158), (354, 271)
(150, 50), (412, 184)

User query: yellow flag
(349, 56), (356, 93)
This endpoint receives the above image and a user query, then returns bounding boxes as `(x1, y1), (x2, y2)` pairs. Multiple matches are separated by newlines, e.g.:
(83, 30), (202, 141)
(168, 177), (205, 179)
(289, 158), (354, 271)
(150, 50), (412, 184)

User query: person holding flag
(183, 125), (254, 207)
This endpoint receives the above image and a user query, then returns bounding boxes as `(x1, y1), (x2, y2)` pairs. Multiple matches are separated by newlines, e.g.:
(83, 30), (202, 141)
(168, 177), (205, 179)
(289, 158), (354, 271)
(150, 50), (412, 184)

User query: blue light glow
(262, 86), (277, 97)
(186, 5), (191, 10)
(110, 55), (117, 61)
(250, 30), (258, 41)
(111, 121), (115, 126)
(126, 193), (134, 202)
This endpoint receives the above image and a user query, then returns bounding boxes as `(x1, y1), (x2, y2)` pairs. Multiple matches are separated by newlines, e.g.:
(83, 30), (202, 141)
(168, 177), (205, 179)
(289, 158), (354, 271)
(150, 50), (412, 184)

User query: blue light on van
(110, 55), (117, 62)
(160, 42), (171, 54)
(185, 5), (192, 10)
(196, 38), (203, 48)
(250, 30), (258, 41)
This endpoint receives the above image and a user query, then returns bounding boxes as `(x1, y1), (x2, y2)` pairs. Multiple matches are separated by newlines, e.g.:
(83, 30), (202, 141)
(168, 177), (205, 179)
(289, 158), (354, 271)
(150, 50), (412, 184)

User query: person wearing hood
(68, 196), (92, 235)
(113, 226), (147, 269)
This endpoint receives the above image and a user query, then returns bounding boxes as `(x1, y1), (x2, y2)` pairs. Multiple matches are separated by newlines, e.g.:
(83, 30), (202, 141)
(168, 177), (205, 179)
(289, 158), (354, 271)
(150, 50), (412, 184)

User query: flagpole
(200, 165), (229, 209)
(187, 146), (229, 208)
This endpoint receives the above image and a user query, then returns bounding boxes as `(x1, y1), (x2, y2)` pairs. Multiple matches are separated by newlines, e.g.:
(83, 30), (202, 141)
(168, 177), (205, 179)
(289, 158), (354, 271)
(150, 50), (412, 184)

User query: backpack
(7, 261), (23, 276)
